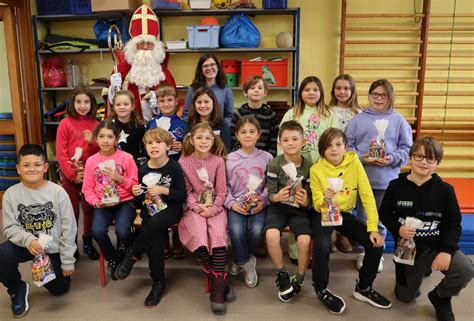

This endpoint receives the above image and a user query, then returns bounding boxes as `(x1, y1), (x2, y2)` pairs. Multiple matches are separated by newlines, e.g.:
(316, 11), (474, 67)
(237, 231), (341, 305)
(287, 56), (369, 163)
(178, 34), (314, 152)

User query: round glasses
(202, 63), (217, 70)
(369, 92), (388, 100)
(412, 153), (437, 164)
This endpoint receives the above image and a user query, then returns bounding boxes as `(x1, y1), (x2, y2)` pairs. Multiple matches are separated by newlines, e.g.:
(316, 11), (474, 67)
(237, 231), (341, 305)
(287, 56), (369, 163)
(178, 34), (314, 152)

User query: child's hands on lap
(273, 185), (291, 203)
(231, 203), (247, 215)
(432, 252), (451, 271)
(399, 225), (416, 239)
(197, 204), (212, 217)
(252, 200), (265, 214)
(374, 156), (391, 167)
(28, 239), (43, 256)
(295, 188), (308, 207)
(369, 231), (384, 247)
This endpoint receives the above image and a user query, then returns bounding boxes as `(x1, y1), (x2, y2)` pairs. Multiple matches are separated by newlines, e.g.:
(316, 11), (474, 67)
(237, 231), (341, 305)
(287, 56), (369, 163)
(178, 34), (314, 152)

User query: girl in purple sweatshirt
(225, 115), (273, 288)
(346, 79), (412, 271)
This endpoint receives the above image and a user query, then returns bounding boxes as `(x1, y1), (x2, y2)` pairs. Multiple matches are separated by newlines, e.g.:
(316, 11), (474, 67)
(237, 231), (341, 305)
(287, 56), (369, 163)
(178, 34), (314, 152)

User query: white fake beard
(125, 41), (166, 88)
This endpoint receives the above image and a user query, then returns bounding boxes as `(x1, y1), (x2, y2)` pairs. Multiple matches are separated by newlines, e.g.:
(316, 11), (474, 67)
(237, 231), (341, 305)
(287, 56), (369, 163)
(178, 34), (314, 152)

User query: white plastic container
(166, 40), (187, 49)
(188, 0), (211, 9)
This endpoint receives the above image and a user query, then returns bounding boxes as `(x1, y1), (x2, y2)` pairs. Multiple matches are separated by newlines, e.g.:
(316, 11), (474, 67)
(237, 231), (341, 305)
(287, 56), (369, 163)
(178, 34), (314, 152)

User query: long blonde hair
(181, 123), (227, 160)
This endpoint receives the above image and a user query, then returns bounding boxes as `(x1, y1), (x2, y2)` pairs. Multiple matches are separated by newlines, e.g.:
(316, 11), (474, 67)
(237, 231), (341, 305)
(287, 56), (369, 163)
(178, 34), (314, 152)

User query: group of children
(1, 65), (472, 320)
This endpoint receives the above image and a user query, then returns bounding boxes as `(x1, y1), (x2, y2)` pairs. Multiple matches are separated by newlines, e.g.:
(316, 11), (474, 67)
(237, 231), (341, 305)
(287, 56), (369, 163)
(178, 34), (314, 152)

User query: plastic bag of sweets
(31, 234), (56, 287)
(68, 147), (84, 174)
(369, 119), (389, 160)
(197, 168), (214, 206)
(321, 178), (344, 226)
(97, 159), (120, 206)
(281, 161), (304, 208)
(236, 174), (263, 214)
(141, 172), (168, 216)
(393, 217), (423, 265)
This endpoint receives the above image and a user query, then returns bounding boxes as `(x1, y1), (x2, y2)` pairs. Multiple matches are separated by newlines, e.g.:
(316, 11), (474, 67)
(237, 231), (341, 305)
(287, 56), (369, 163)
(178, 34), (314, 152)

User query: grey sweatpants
(394, 248), (473, 302)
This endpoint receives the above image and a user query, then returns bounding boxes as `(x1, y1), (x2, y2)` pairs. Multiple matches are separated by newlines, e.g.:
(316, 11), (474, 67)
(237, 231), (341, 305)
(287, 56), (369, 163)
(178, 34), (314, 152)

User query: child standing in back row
(329, 74), (362, 253)
(346, 79), (412, 272)
(230, 75), (279, 156)
(56, 85), (99, 260)
(108, 89), (147, 167)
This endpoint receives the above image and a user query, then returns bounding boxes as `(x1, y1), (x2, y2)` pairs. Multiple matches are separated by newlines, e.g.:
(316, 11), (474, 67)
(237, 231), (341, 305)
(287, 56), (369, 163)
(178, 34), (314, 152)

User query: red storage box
(221, 59), (240, 74)
(241, 58), (288, 87)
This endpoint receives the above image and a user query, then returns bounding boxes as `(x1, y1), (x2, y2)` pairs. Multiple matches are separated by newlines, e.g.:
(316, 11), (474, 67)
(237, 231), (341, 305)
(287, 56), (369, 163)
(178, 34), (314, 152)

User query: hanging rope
(413, 0), (422, 23)
(441, 0), (457, 145)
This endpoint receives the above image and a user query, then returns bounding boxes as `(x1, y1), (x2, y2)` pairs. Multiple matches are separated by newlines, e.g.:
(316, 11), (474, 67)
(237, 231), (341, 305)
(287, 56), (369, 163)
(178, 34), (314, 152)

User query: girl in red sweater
(56, 85), (100, 260)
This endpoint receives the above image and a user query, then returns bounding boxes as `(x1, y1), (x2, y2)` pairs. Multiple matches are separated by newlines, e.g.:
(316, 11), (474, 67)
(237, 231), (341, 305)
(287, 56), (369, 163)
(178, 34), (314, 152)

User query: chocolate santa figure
(110, 5), (176, 121)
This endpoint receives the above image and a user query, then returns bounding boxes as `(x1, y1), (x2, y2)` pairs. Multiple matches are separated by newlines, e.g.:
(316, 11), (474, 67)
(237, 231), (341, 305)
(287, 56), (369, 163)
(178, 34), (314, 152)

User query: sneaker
(228, 261), (242, 276)
(356, 253), (384, 273)
(428, 288), (455, 321)
(82, 234), (99, 260)
(115, 253), (138, 280)
(107, 258), (118, 281)
(290, 276), (303, 297)
(8, 281), (30, 318)
(144, 281), (166, 308)
(276, 270), (294, 302)
(241, 256), (258, 288)
(316, 288), (346, 314)
(353, 282), (392, 309)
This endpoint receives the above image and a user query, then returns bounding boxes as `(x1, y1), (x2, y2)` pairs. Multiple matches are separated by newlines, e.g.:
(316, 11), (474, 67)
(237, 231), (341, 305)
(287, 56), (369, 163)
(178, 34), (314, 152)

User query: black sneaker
(276, 270), (294, 302)
(107, 259), (119, 281)
(290, 276), (303, 297)
(82, 234), (99, 260)
(428, 288), (455, 321)
(8, 281), (30, 318)
(115, 253), (138, 280)
(353, 282), (392, 309)
(144, 281), (167, 308)
(316, 288), (346, 314)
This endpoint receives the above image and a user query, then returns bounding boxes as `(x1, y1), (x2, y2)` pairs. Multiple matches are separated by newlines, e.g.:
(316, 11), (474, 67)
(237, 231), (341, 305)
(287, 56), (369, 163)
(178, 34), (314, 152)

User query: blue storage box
(37, 0), (92, 15)
(263, 0), (287, 9)
(187, 25), (220, 49)
(153, 0), (182, 9)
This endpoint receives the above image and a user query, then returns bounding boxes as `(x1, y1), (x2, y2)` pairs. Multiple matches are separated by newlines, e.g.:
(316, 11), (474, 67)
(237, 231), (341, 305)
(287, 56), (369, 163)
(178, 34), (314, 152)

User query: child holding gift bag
(225, 115), (273, 288)
(56, 85), (100, 260)
(309, 128), (391, 314)
(379, 136), (473, 321)
(82, 120), (138, 279)
(0, 144), (77, 318)
(346, 79), (412, 271)
(178, 123), (234, 314)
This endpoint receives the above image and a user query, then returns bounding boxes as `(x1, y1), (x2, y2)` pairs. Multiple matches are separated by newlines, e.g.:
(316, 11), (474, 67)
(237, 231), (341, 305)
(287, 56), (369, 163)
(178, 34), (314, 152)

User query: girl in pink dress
(178, 123), (232, 314)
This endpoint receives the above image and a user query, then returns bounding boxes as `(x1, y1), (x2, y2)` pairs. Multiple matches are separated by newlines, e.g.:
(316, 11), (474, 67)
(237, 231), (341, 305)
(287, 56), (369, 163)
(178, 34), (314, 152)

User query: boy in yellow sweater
(309, 128), (391, 314)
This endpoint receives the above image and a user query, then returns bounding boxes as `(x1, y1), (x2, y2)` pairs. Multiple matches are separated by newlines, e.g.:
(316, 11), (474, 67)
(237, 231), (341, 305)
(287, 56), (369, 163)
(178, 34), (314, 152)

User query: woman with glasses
(345, 79), (412, 272)
(182, 54), (234, 126)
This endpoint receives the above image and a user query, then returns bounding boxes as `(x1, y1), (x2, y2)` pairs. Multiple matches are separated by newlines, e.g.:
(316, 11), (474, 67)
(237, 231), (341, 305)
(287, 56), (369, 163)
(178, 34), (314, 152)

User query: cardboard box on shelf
(91, 0), (141, 12)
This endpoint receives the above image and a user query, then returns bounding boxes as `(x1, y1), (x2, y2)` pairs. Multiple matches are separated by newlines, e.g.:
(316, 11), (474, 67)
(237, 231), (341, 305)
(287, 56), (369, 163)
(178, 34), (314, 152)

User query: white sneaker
(356, 253), (365, 270)
(356, 253), (384, 273)
(242, 256), (258, 288)
(228, 261), (242, 275)
(377, 257), (384, 273)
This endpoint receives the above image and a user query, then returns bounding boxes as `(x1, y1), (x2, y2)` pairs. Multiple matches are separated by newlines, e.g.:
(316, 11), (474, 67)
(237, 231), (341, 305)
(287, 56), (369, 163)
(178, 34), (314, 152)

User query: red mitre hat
(129, 5), (160, 39)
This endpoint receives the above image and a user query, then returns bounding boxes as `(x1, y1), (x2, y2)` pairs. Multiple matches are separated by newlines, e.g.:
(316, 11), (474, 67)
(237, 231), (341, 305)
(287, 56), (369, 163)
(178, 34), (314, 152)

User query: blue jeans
(91, 201), (135, 261)
(0, 241), (70, 295)
(227, 208), (267, 265)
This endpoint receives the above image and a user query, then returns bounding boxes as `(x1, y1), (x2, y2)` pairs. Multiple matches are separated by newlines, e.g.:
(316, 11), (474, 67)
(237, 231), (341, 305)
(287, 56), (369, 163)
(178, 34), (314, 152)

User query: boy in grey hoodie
(0, 144), (77, 318)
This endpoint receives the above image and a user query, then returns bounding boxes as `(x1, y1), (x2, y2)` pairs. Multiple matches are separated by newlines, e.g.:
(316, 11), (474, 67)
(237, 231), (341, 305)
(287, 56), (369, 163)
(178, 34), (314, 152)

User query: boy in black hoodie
(380, 136), (473, 321)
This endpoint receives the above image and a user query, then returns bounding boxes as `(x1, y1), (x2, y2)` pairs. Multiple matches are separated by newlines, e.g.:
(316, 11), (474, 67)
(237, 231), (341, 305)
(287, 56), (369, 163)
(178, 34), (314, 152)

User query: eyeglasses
(412, 153), (437, 164)
(202, 63), (217, 69)
(369, 92), (388, 100)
